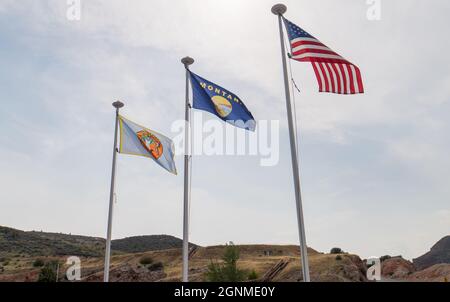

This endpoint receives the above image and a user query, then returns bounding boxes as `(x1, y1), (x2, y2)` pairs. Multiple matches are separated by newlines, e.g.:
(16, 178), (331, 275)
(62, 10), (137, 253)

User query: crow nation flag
(118, 115), (177, 175)
(189, 71), (256, 131)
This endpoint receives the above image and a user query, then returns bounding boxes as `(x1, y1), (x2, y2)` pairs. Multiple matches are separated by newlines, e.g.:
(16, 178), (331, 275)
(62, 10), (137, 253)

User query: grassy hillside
(0, 244), (369, 282)
(0, 226), (104, 257)
(112, 235), (196, 253)
(0, 226), (194, 258)
(2, 226), (448, 282)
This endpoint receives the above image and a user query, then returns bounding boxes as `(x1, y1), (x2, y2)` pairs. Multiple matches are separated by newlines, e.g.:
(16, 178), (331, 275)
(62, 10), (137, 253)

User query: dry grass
(0, 245), (367, 282)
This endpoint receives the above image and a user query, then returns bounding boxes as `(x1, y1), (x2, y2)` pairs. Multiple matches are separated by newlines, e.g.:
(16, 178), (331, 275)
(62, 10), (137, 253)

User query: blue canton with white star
(284, 18), (316, 40)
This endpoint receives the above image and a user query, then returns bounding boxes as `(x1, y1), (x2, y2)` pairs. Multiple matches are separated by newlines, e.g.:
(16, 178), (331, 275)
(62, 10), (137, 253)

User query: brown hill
(2, 226), (448, 282)
(0, 244), (368, 282)
(0, 226), (104, 257)
(413, 236), (450, 270)
(407, 264), (450, 282)
(381, 256), (415, 279)
(111, 235), (196, 253)
(0, 226), (193, 258)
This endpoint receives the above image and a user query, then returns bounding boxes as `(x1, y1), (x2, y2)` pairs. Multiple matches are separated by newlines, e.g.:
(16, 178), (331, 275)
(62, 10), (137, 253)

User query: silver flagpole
(103, 100), (124, 282)
(271, 4), (311, 282)
(181, 56), (194, 282)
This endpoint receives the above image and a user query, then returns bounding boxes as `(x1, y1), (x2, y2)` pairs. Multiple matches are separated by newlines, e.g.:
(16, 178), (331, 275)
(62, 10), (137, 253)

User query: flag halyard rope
(283, 29), (301, 157)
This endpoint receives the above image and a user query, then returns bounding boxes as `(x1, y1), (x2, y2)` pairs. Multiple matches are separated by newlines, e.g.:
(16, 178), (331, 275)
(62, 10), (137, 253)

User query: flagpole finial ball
(112, 101), (124, 109)
(181, 57), (195, 66)
(271, 4), (287, 15)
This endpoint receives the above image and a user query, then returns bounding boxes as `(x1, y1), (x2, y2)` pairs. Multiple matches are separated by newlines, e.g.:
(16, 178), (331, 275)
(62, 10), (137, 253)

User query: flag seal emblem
(136, 130), (163, 159)
(211, 95), (232, 118)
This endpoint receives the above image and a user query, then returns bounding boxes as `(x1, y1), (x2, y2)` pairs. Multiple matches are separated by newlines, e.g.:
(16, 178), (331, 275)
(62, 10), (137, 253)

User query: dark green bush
(33, 259), (45, 267)
(139, 256), (154, 265)
(330, 247), (343, 254)
(205, 243), (246, 282)
(148, 261), (164, 271)
(248, 270), (258, 280)
(380, 255), (391, 262)
(335, 255), (342, 261)
(37, 261), (58, 282)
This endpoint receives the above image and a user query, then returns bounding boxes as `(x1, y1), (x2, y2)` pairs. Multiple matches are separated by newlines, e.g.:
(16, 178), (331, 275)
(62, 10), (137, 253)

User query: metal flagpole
(103, 100), (124, 282)
(271, 3), (311, 282)
(181, 56), (194, 282)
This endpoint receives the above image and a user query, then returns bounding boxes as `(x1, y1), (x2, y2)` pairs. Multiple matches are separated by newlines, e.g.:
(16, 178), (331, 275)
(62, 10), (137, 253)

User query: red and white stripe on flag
(311, 61), (364, 94)
(285, 19), (364, 95)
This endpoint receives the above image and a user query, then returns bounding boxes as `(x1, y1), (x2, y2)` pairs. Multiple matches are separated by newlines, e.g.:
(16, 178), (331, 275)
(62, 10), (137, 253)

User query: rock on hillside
(407, 264), (450, 282)
(381, 256), (415, 279)
(413, 236), (450, 270)
(84, 263), (167, 282)
(274, 254), (367, 282)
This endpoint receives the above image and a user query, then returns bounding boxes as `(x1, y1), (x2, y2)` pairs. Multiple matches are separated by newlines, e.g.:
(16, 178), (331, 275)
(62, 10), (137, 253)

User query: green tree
(330, 247), (343, 254)
(380, 255), (391, 262)
(37, 261), (58, 282)
(248, 269), (259, 280)
(33, 259), (45, 267)
(139, 256), (153, 265)
(205, 243), (246, 282)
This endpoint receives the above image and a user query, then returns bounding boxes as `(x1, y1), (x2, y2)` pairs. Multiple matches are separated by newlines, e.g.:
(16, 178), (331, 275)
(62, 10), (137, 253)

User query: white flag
(118, 115), (177, 175)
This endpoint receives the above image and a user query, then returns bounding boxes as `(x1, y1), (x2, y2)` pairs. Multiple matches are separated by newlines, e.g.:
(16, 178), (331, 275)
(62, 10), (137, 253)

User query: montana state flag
(189, 71), (256, 131)
(118, 115), (177, 175)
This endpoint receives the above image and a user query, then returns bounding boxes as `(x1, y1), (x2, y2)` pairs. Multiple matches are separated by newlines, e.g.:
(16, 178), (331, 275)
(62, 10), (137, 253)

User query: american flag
(284, 18), (364, 95)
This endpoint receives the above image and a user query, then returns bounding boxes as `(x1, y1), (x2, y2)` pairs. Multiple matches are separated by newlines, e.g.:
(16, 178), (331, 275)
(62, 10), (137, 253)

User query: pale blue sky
(0, 0), (449, 260)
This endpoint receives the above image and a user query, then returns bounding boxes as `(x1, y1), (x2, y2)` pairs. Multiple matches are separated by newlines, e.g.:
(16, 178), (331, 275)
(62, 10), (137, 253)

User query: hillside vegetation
(1, 226), (448, 282)
(0, 243), (369, 282)
(0, 226), (192, 258)
(0, 226), (104, 257)
(112, 235), (195, 253)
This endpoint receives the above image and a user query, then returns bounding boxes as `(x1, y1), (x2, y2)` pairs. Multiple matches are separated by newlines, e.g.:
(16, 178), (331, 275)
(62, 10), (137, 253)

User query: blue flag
(189, 71), (256, 131)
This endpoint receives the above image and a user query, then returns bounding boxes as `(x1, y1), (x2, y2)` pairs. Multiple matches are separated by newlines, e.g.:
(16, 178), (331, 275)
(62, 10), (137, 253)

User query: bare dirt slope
(406, 264), (450, 282)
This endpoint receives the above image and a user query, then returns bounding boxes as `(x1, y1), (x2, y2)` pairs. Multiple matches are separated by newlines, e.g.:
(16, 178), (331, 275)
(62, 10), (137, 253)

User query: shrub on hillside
(139, 256), (154, 265)
(148, 261), (164, 271)
(380, 255), (391, 262)
(37, 261), (58, 282)
(33, 259), (45, 267)
(205, 243), (246, 282)
(248, 270), (259, 280)
(330, 247), (343, 254)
